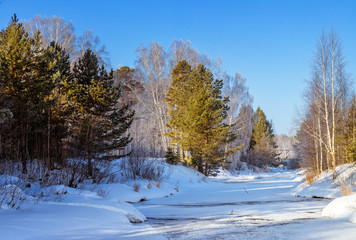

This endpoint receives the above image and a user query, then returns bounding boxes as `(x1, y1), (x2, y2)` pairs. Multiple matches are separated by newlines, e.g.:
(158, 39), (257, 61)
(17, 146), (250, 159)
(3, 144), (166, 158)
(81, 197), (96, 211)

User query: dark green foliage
(0, 15), (43, 172)
(69, 49), (134, 175)
(344, 97), (356, 163)
(165, 147), (179, 165)
(249, 107), (276, 150)
(0, 16), (74, 171)
(0, 15), (134, 181)
(247, 107), (278, 167)
(35, 41), (72, 168)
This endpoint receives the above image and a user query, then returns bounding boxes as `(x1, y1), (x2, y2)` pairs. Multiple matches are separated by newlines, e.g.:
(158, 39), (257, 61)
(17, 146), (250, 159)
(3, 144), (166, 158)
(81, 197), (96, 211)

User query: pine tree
(69, 49), (134, 176)
(248, 107), (277, 166)
(165, 60), (192, 162)
(0, 15), (43, 172)
(345, 97), (356, 163)
(165, 147), (179, 165)
(165, 61), (239, 175)
(38, 41), (72, 168)
(249, 107), (275, 149)
(113, 66), (144, 106)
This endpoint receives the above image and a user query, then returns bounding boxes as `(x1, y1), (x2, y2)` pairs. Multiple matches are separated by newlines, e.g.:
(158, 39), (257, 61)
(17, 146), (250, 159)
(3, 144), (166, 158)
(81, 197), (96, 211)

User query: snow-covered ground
(292, 163), (356, 226)
(322, 194), (356, 224)
(292, 164), (356, 199)
(1, 161), (356, 239)
(0, 160), (206, 240)
(131, 168), (356, 240)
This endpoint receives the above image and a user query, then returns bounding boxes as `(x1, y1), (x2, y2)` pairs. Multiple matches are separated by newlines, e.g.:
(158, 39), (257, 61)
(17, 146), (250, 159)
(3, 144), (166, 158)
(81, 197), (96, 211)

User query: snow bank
(0, 184), (28, 209)
(215, 165), (300, 182)
(164, 163), (207, 185)
(292, 164), (356, 199)
(45, 200), (146, 223)
(322, 194), (356, 224)
(0, 159), (217, 239)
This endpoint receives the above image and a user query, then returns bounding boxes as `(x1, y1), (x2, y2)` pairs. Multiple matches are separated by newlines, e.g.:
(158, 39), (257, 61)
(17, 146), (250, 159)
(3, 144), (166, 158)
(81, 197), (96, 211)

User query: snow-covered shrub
(133, 183), (140, 192)
(240, 149), (278, 169)
(121, 150), (164, 181)
(0, 185), (26, 209)
(285, 158), (300, 170)
(0, 158), (114, 193)
(96, 188), (109, 197)
(42, 159), (113, 188)
(229, 160), (246, 171)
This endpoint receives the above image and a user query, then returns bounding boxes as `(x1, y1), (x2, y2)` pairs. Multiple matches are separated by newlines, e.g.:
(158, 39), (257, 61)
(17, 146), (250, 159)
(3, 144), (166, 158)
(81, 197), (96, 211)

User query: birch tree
(222, 73), (253, 167)
(24, 15), (76, 56)
(135, 42), (170, 155)
(299, 30), (351, 178)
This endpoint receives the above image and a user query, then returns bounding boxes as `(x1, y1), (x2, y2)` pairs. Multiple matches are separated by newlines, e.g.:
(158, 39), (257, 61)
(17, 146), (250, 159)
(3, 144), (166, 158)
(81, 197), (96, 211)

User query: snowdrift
(322, 194), (356, 224)
(292, 163), (356, 199)
(291, 163), (356, 224)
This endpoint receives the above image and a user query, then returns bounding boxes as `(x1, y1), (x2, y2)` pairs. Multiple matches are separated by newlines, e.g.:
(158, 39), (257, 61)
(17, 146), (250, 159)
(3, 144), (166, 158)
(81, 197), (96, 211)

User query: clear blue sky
(1, 0), (355, 135)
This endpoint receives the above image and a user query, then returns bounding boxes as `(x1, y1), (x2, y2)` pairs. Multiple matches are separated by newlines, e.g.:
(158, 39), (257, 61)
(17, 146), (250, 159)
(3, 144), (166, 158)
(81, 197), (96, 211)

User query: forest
(1, 7), (356, 239)
(0, 14), (355, 190)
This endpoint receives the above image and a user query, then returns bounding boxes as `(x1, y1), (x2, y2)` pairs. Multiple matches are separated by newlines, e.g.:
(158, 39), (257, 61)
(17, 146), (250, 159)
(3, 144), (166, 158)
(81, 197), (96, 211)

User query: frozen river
(133, 172), (356, 240)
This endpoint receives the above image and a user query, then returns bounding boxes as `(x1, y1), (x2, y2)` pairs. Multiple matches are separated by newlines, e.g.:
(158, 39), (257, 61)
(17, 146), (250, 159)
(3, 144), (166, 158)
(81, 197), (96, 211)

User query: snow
(1, 161), (356, 239)
(292, 163), (356, 225)
(133, 167), (356, 239)
(292, 164), (356, 199)
(322, 194), (356, 223)
(0, 160), (207, 239)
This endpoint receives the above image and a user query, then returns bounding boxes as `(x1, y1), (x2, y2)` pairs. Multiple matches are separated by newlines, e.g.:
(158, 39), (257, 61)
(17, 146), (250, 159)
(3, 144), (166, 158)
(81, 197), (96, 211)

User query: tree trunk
(204, 162), (209, 176)
(318, 117), (323, 173)
(19, 105), (27, 174)
(180, 146), (184, 162)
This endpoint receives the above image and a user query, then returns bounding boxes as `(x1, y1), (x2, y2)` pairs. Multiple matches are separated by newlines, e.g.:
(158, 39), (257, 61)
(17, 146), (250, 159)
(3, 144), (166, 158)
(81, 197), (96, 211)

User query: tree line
(0, 14), (280, 181)
(0, 15), (133, 179)
(296, 30), (356, 178)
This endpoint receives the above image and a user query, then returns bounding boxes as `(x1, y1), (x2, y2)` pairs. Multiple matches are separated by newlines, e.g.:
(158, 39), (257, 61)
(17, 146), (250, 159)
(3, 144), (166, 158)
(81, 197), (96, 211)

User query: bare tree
(222, 73), (253, 167)
(299, 30), (351, 178)
(223, 73), (253, 127)
(24, 16), (109, 67)
(227, 104), (256, 170)
(168, 39), (223, 77)
(135, 42), (170, 155)
(24, 15), (76, 56)
(74, 30), (110, 67)
(274, 134), (296, 161)
(168, 39), (201, 70)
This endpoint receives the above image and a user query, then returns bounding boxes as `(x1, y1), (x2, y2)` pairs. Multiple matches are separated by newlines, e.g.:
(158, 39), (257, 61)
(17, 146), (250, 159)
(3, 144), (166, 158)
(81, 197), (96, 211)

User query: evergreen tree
(0, 15), (43, 172)
(249, 107), (275, 150)
(165, 147), (179, 165)
(38, 41), (72, 168)
(248, 107), (277, 166)
(165, 60), (192, 162)
(69, 49), (134, 176)
(113, 66), (144, 106)
(345, 96), (356, 163)
(166, 61), (239, 175)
